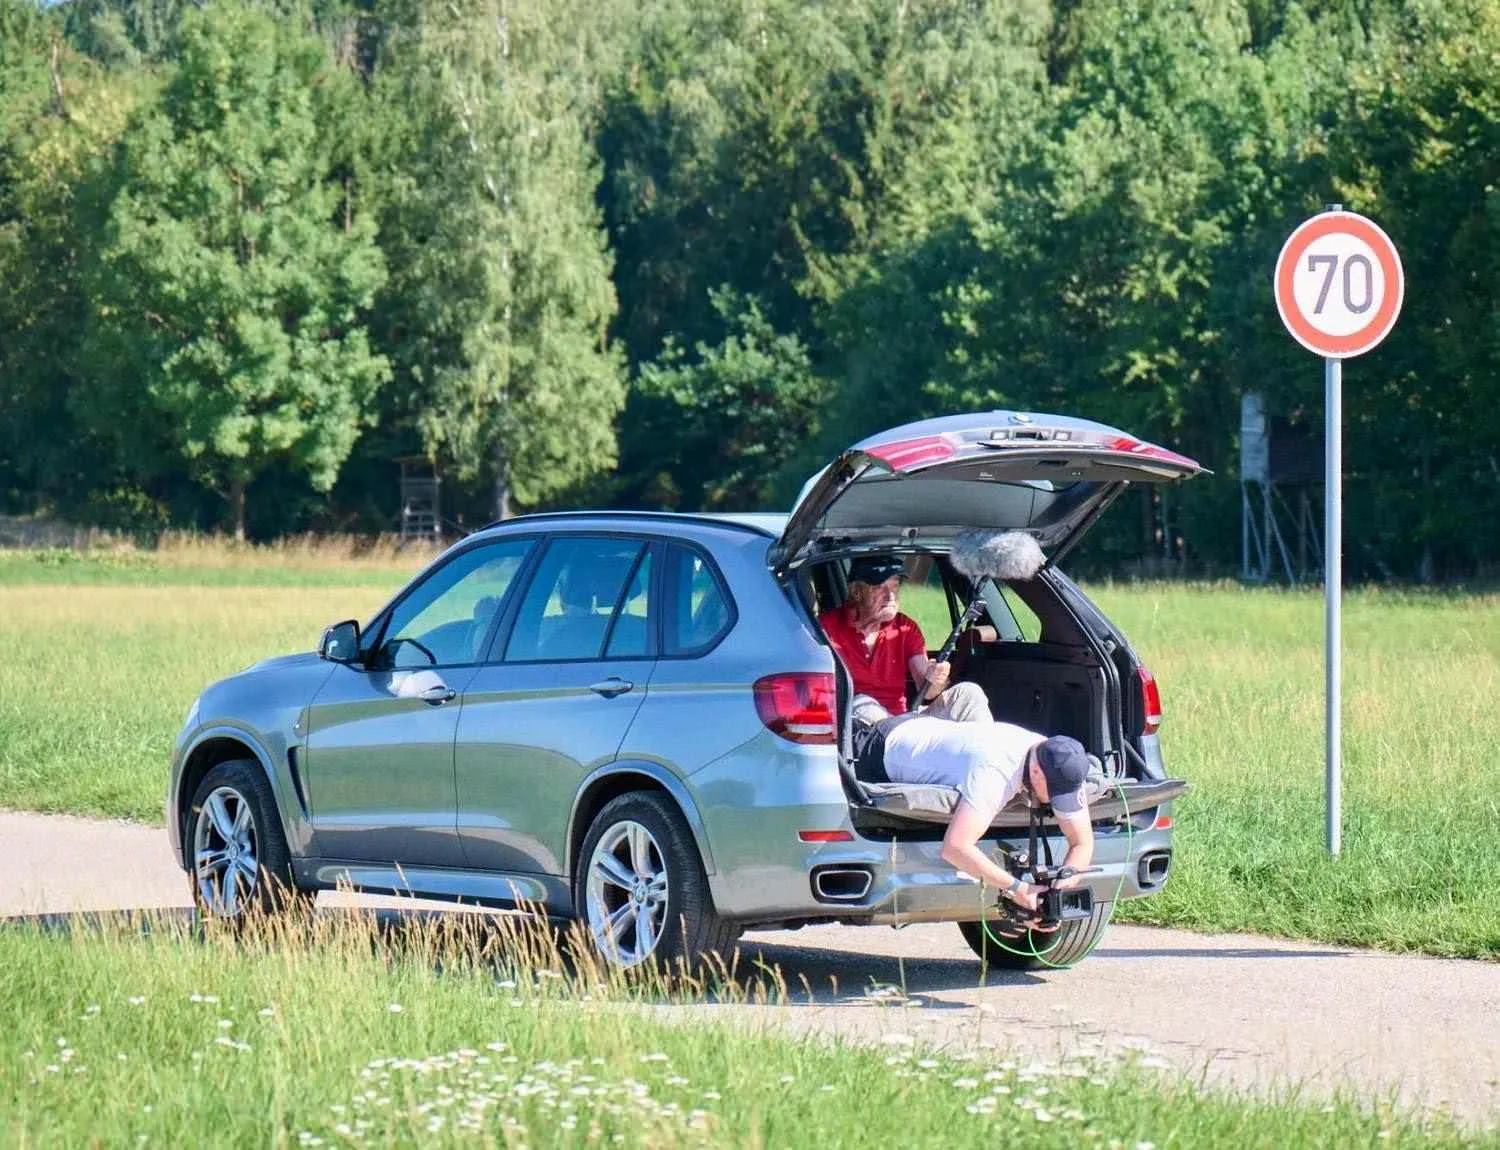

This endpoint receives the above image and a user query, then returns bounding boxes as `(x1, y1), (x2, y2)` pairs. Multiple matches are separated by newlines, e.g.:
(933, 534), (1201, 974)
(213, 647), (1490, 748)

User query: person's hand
(1051, 872), (1082, 891)
(924, 660), (951, 696)
(1005, 880), (1039, 913)
(1001, 882), (1060, 932)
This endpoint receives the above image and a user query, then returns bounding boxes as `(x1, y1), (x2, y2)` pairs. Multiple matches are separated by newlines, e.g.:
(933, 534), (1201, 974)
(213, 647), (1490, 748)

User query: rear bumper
(805, 827), (1173, 924)
(739, 825), (1173, 925)
(694, 737), (1176, 923)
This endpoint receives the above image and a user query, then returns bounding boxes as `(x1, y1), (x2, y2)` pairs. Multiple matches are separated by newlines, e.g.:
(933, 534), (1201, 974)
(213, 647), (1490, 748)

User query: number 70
(1307, 253), (1373, 315)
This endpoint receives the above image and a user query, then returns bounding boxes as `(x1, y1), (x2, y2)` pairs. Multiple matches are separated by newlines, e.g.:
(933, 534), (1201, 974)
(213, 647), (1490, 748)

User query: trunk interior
(793, 553), (1142, 841)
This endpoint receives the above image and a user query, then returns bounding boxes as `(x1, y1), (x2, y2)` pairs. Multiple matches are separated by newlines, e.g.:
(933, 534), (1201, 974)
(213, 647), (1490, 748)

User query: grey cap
(1035, 735), (1091, 815)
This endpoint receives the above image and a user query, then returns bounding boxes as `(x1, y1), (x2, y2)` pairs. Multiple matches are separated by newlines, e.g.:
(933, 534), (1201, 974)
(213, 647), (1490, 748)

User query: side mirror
(319, 619), (361, 664)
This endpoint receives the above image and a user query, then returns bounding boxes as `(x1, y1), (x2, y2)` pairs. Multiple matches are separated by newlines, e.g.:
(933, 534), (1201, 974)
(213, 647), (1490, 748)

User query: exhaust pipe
(811, 866), (873, 903)
(1137, 850), (1172, 890)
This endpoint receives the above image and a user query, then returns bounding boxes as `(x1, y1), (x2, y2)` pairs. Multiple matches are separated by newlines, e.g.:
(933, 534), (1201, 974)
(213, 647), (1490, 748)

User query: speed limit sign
(1271, 205), (1404, 862)
(1274, 209), (1404, 358)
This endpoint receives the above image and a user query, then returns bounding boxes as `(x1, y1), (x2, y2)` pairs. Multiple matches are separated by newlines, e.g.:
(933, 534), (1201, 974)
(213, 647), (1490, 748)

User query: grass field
(1, 545), (1497, 957)
(0, 912), (1469, 1148)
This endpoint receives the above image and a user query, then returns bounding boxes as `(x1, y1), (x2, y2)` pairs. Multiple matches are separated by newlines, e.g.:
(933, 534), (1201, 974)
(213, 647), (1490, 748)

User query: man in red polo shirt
(820, 555), (991, 724)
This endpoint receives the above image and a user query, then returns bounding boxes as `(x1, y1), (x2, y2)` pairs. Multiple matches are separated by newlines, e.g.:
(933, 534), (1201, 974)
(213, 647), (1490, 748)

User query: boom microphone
(949, 529), (1047, 582)
(932, 530), (1047, 667)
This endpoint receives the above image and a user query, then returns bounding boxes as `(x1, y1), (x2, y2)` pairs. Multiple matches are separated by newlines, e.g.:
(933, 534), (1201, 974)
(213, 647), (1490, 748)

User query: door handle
(420, 683), (457, 704)
(588, 677), (634, 699)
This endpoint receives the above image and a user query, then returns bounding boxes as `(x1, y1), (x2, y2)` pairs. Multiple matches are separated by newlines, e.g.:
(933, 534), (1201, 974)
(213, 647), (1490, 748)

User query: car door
(454, 534), (657, 875)
(301, 537), (536, 868)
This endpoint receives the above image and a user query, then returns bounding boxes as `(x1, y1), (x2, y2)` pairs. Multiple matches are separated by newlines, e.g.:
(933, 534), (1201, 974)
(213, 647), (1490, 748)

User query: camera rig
(987, 791), (1100, 936)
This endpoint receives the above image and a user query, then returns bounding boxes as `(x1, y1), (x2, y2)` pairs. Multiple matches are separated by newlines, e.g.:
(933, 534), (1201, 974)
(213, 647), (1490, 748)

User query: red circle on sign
(1273, 211), (1404, 358)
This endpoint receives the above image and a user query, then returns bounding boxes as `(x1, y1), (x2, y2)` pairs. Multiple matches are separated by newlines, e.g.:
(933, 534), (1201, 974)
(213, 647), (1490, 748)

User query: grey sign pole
(1324, 352), (1342, 856)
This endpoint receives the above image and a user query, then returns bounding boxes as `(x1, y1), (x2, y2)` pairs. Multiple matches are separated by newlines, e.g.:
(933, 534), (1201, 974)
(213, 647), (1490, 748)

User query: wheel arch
(175, 728), (285, 867)
(566, 762), (717, 883)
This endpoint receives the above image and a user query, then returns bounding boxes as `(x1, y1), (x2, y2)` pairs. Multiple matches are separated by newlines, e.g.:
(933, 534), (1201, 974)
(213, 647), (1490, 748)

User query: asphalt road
(4, 809), (1497, 1129)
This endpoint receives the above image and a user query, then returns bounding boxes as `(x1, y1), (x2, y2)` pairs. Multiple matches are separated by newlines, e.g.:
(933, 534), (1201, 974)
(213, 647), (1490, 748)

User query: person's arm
(1052, 809), (1095, 887)
(905, 617), (951, 704)
(907, 651), (951, 703)
(940, 800), (1043, 912)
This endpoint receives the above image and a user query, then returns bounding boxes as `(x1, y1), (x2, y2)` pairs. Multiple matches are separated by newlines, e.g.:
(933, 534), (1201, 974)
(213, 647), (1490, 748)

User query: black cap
(847, 555), (908, 586)
(1035, 735), (1091, 815)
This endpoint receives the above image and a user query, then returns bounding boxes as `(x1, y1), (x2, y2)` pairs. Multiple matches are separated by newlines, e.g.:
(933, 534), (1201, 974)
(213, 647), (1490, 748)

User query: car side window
(605, 547), (653, 658)
(375, 538), (535, 670)
(663, 544), (732, 657)
(504, 536), (646, 663)
(978, 580), (1042, 643)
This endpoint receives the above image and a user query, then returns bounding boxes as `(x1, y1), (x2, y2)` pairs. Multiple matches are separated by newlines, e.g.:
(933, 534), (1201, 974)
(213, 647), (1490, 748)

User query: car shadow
(724, 938), (1043, 1005)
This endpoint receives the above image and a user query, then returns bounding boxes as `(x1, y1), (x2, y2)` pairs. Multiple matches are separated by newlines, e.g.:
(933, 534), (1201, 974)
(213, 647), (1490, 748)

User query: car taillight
(864, 434), (957, 471)
(753, 672), (836, 745)
(1137, 666), (1162, 734)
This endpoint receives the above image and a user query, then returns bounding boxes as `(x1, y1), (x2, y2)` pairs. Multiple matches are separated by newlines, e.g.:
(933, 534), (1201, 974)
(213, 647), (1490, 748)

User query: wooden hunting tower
(397, 456), (442, 547)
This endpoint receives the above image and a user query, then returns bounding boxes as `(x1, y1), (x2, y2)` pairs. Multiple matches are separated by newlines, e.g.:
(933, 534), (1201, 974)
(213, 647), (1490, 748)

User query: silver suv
(167, 411), (1198, 970)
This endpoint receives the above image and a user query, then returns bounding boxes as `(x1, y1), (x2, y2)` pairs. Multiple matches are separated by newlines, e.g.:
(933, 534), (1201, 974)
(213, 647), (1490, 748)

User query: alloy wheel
(193, 785), (259, 917)
(585, 820), (669, 966)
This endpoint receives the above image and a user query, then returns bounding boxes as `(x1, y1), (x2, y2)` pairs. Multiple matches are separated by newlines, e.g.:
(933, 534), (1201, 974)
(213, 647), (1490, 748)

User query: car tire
(957, 898), (1113, 971)
(186, 759), (310, 923)
(573, 791), (739, 973)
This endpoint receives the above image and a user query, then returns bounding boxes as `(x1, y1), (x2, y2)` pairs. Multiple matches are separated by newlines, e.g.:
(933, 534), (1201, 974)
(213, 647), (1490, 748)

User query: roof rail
(474, 509), (782, 538)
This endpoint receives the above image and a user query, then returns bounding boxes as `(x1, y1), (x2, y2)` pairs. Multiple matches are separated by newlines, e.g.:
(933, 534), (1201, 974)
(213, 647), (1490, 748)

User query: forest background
(2, 0), (1496, 581)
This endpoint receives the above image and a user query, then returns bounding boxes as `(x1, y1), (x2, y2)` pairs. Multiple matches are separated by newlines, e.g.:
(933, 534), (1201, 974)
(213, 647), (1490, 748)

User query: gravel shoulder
(5, 809), (1496, 1129)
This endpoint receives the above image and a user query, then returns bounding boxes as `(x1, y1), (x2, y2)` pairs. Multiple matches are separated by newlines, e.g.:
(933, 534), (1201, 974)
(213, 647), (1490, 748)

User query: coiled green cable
(977, 777), (1135, 970)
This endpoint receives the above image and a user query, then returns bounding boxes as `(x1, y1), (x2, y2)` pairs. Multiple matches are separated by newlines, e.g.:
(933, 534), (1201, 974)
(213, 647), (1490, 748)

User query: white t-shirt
(881, 715), (1042, 823)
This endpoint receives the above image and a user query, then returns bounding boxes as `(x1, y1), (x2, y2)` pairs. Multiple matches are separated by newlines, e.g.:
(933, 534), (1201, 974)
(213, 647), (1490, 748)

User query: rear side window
(605, 547), (653, 658)
(978, 580), (1043, 643)
(662, 544), (733, 657)
(505, 536), (649, 662)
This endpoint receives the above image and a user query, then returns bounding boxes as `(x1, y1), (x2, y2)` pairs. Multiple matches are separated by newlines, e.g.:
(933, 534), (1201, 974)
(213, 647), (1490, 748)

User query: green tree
(1316, 0), (1500, 578)
(81, 1), (388, 539)
(631, 289), (829, 511)
(602, 0), (1054, 507)
(370, 0), (624, 521)
(0, 1), (153, 519)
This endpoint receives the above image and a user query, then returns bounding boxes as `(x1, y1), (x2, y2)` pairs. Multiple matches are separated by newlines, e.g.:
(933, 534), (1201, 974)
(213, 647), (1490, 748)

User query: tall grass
(0, 910), (1468, 1147)
(1091, 584), (1500, 958)
(904, 580), (1500, 956)
(2, 556), (1497, 956)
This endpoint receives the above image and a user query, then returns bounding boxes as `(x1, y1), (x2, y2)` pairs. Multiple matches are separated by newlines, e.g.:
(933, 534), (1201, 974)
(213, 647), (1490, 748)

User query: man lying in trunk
(819, 555), (991, 723)
(856, 700), (1095, 919)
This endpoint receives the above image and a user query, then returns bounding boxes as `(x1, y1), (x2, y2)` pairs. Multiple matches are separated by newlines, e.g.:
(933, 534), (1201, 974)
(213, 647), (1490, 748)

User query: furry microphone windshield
(949, 529), (1046, 582)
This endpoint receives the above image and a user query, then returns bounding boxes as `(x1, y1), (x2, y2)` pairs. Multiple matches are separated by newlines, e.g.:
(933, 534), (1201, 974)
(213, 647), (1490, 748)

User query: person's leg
(925, 680), (992, 723)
